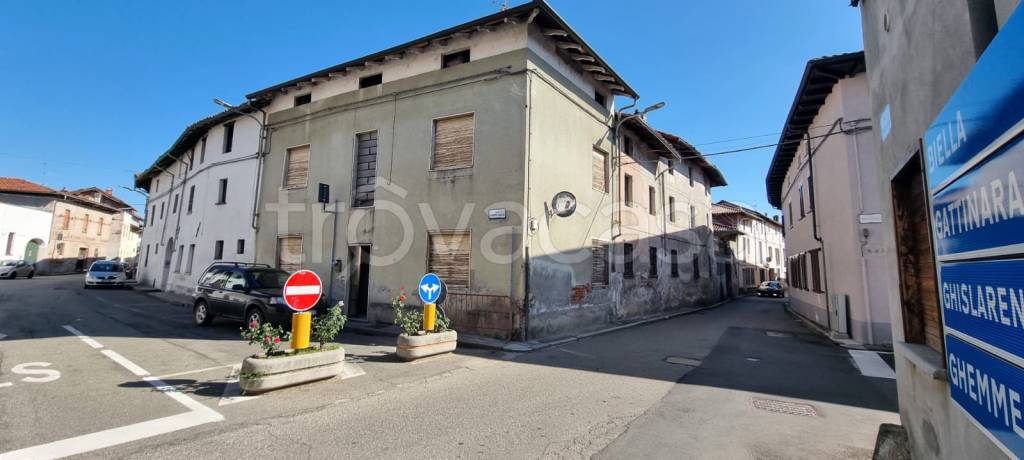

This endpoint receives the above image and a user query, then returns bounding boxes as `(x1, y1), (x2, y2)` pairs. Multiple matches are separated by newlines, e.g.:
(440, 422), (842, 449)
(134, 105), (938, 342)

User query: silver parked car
(0, 260), (35, 279)
(84, 260), (127, 288)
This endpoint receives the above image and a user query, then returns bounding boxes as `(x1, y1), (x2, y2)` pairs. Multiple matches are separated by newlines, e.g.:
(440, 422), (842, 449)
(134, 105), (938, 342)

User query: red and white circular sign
(282, 270), (323, 312)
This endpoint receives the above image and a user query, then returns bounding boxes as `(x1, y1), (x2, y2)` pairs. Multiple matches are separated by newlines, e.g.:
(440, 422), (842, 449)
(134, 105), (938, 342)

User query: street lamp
(611, 101), (666, 242)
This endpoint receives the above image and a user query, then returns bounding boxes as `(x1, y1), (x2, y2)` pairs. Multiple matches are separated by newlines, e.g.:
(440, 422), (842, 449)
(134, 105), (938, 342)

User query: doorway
(24, 239), (42, 264)
(347, 245), (370, 318)
(161, 238), (174, 291)
(75, 247), (88, 271)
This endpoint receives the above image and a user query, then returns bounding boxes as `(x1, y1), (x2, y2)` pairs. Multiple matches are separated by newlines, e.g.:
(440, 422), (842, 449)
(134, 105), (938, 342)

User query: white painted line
(339, 363), (366, 380)
(154, 364), (234, 380)
(0, 333), (7, 340)
(284, 285), (321, 296)
(218, 365), (259, 406)
(849, 350), (897, 379)
(0, 382), (12, 388)
(62, 325), (103, 349)
(101, 350), (150, 377)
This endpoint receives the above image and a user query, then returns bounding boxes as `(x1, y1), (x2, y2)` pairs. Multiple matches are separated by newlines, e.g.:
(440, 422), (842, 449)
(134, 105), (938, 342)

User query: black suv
(192, 263), (323, 327)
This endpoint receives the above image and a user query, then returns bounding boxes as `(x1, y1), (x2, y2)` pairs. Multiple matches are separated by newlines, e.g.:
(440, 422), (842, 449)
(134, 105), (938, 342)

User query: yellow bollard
(423, 303), (436, 332)
(291, 312), (312, 350)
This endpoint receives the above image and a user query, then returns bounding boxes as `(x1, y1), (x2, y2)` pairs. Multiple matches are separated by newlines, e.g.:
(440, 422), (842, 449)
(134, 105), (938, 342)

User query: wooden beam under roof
(384, 53), (403, 61)
(593, 75), (615, 81)
(557, 42), (583, 51)
(582, 65), (606, 73)
(542, 28), (568, 36)
(570, 54), (596, 62)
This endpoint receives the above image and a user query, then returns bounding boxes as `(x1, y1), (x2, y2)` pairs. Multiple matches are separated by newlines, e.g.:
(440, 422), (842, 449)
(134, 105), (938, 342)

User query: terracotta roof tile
(0, 177), (55, 194)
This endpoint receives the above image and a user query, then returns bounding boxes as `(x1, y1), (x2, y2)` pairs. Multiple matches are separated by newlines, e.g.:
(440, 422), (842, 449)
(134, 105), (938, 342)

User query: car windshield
(1, 260), (18, 266)
(90, 262), (123, 272)
(249, 269), (289, 289)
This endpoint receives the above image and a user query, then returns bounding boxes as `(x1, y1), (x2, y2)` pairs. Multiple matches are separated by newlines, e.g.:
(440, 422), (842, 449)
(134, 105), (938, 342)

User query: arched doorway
(24, 239), (43, 264)
(161, 238), (174, 291)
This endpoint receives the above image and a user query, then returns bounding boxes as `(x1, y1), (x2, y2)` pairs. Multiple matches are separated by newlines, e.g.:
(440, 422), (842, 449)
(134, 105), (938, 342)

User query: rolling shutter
(285, 145), (310, 188)
(591, 240), (608, 285)
(277, 235), (303, 273)
(592, 150), (607, 192)
(428, 232), (470, 290)
(432, 114), (474, 169)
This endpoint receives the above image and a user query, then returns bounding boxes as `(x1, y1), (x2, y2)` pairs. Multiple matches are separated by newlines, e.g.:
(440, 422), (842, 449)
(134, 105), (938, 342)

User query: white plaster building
(712, 201), (785, 292)
(134, 105), (263, 294)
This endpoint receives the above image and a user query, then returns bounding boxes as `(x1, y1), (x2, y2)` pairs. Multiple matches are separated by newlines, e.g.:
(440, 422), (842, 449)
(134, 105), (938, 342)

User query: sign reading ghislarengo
(926, 7), (1024, 459)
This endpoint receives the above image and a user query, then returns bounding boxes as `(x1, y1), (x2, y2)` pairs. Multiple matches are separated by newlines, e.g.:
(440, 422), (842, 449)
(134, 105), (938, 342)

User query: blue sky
(0, 0), (863, 214)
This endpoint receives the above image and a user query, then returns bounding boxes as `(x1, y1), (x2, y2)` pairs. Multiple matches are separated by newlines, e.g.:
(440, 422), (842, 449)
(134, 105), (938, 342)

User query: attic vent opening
(359, 73), (382, 89)
(594, 90), (606, 108)
(294, 93), (311, 107)
(442, 49), (471, 68)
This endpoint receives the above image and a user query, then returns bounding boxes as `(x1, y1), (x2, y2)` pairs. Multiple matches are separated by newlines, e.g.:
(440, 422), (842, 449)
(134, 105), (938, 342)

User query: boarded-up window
(285, 145), (310, 188)
(592, 149), (607, 192)
(353, 132), (377, 207)
(591, 240), (608, 285)
(428, 231), (470, 290)
(62, 209), (71, 229)
(277, 235), (303, 273)
(432, 114), (474, 170)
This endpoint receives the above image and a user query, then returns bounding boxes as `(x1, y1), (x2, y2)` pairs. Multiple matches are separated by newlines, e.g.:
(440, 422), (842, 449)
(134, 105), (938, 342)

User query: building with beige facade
(765, 52), (892, 346)
(711, 201), (784, 293)
(236, 0), (725, 340)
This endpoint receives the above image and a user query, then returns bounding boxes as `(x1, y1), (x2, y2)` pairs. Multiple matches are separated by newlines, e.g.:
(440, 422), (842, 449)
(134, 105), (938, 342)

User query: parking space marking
(155, 364), (234, 380)
(61, 325), (103, 349)
(0, 382), (12, 389)
(218, 365), (259, 406)
(101, 350), (150, 377)
(849, 350), (897, 379)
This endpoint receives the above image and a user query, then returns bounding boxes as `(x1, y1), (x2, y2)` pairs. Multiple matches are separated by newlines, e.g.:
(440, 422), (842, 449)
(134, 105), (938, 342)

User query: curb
(783, 303), (893, 352)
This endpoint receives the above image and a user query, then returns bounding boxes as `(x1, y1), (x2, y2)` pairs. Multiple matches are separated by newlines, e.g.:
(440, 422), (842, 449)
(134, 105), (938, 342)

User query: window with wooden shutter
(432, 114), (474, 170)
(285, 145), (310, 189)
(428, 231), (470, 290)
(591, 240), (608, 285)
(353, 132), (377, 207)
(277, 235), (303, 273)
(592, 149), (607, 192)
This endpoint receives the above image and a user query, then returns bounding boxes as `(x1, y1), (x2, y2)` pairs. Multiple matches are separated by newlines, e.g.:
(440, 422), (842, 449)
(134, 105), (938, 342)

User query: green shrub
(312, 303), (347, 349)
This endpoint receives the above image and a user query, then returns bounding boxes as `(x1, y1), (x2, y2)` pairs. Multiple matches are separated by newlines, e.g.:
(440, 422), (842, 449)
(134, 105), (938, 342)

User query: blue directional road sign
(418, 273), (443, 304)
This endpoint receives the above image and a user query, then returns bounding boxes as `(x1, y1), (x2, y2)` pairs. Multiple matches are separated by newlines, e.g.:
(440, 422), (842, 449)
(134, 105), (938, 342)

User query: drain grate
(664, 356), (702, 366)
(765, 331), (793, 338)
(751, 397), (818, 417)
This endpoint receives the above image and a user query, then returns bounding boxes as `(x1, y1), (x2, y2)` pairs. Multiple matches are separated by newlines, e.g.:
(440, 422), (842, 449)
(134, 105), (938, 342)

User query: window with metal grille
(428, 231), (471, 290)
(649, 247), (658, 278)
(285, 145), (310, 189)
(354, 132), (378, 207)
(623, 243), (634, 278)
(591, 240), (609, 286)
(592, 149), (607, 192)
(277, 235), (303, 273)
(432, 114), (474, 170)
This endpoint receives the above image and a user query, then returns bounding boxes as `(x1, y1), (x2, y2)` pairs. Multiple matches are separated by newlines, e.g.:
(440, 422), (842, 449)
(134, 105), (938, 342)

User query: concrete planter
(239, 346), (345, 393)
(396, 330), (458, 361)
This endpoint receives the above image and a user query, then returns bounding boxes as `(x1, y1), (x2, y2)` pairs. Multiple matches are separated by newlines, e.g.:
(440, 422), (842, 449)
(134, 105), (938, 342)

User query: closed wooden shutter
(591, 240), (608, 285)
(353, 132), (378, 207)
(277, 235), (303, 273)
(592, 150), (607, 192)
(285, 145), (310, 188)
(428, 232), (470, 290)
(432, 114), (474, 169)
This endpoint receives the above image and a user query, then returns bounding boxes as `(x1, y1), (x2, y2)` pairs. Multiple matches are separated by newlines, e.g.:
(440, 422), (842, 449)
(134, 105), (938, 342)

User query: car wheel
(27, 270), (34, 279)
(8, 272), (15, 280)
(83, 284), (90, 289)
(194, 301), (213, 326)
(245, 307), (264, 328)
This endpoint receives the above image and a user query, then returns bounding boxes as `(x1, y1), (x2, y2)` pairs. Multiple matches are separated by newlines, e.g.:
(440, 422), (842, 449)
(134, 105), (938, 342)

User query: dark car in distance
(192, 263), (324, 327)
(757, 281), (785, 298)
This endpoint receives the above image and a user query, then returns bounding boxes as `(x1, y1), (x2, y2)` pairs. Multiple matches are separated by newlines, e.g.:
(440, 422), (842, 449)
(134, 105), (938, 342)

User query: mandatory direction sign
(418, 273), (443, 304)
(283, 270), (323, 312)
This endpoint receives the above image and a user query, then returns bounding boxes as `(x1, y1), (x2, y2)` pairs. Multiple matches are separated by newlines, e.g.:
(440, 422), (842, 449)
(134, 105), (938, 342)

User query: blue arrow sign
(418, 273), (442, 304)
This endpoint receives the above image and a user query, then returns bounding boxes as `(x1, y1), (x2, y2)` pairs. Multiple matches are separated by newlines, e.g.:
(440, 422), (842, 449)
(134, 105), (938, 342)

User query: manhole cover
(664, 356), (702, 366)
(766, 331), (793, 338)
(751, 397), (817, 417)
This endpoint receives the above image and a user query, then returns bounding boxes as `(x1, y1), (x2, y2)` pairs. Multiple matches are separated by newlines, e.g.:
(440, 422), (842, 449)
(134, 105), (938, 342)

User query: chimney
(772, 216), (780, 223)
(105, 187), (113, 195)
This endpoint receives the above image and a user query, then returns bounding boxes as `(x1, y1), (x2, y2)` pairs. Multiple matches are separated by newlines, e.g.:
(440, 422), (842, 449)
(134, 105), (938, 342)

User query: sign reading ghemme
(941, 259), (1024, 366)
(924, 9), (1024, 190)
(946, 335), (1024, 458)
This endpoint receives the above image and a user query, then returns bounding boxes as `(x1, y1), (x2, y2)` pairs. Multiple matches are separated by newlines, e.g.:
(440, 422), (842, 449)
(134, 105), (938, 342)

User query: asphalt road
(0, 275), (898, 459)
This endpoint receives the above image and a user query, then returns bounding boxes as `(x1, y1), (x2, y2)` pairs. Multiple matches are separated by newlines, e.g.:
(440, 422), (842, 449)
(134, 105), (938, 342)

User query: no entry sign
(283, 270), (322, 312)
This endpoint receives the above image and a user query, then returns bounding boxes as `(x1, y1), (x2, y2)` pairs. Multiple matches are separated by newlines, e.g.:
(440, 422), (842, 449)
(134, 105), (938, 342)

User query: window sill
(429, 167), (473, 180)
(895, 341), (947, 381)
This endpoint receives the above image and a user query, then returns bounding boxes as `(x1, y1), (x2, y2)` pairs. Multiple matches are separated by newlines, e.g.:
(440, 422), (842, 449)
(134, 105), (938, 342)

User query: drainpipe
(847, 118), (875, 344)
(806, 118), (843, 333)
(611, 98), (637, 242)
(249, 107), (269, 231)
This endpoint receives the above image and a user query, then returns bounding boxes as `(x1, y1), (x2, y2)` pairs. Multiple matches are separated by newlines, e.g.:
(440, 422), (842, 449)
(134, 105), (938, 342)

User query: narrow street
(0, 275), (897, 459)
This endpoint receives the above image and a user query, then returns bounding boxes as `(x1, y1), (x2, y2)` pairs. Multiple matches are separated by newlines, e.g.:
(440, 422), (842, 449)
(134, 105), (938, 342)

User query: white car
(0, 260), (35, 279)
(84, 260), (127, 288)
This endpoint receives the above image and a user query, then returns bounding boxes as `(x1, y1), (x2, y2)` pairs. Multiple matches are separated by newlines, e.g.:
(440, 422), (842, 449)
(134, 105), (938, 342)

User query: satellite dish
(551, 191), (577, 217)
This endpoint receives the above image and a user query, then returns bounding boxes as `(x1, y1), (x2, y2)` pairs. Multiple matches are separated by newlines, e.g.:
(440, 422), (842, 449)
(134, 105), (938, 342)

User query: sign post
(283, 270), (323, 350)
(418, 273), (443, 333)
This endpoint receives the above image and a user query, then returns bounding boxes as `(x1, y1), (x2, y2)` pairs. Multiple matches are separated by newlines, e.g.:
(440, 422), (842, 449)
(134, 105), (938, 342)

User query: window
(4, 232), (13, 255)
(799, 253), (808, 290)
(692, 253), (701, 280)
(807, 176), (815, 213)
(649, 247), (658, 278)
(237, 239), (245, 254)
(188, 149), (194, 171)
(216, 178), (227, 204)
(799, 184), (806, 218)
(359, 73), (382, 88)
(159, 202), (164, 219)
(669, 197), (676, 222)
(743, 267), (754, 285)
(623, 136), (633, 155)
(187, 186), (195, 214)
(354, 132), (378, 207)
(200, 137), (207, 164)
(154, 179), (160, 193)
(222, 122), (234, 153)
(277, 235), (303, 273)
(144, 244), (150, 266)
(624, 174), (634, 205)
(97, 217), (104, 236)
(82, 214), (89, 233)
(213, 240), (224, 260)
(670, 249), (679, 278)
(591, 240), (609, 286)
(810, 249), (822, 293)
(432, 114), (474, 170)
(149, 205), (155, 225)
(690, 205), (696, 228)
(185, 244), (195, 274)
(592, 149), (608, 192)
(667, 160), (675, 175)
(93, 248), (98, 258)
(294, 93), (311, 107)
(172, 194), (179, 214)
(285, 145), (310, 189)
(648, 186), (656, 215)
(442, 49), (470, 68)
(594, 90), (606, 107)
(623, 243), (634, 278)
(688, 166), (694, 187)
(787, 202), (793, 228)
(56, 242), (65, 256)
(428, 231), (471, 290)
(62, 209), (71, 229)
(174, 245), (184, 273)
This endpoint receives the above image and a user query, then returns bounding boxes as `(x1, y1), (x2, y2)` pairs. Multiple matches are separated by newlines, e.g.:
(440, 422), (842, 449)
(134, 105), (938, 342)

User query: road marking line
(0, 382), (12, 388)
(0, 333), (7, 340)
(62, 325), (103, 349)
(218, 365), (259, 406)
(849, 350), (897, 379)
(154, 364), (234, 380)
(101, 350), (150, 377)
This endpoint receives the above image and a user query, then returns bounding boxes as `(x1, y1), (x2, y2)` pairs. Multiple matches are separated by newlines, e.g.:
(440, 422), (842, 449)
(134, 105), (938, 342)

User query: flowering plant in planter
(390, 287), (452, 335)
(240, 320), (290, 357)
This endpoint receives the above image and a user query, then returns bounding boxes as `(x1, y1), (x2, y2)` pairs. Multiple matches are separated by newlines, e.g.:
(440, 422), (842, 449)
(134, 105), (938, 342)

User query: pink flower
(399, 294), (407, 302)
(264, 337), (271, 344)
(273, 337), (281, 344)
(250, 320), (258, 328)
